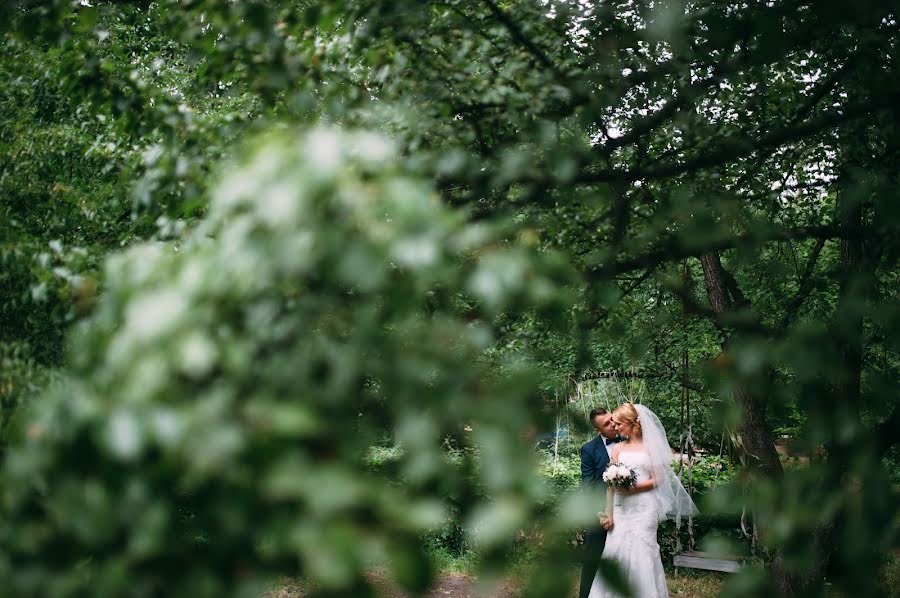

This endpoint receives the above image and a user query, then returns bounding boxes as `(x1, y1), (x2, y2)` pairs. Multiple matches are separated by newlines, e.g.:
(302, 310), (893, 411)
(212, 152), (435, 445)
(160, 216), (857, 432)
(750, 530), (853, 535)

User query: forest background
(1, 1), (898, 597)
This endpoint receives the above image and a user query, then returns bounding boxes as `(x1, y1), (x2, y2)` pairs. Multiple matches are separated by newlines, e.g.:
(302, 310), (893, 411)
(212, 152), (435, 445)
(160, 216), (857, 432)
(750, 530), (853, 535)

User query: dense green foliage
(1, 1), (898, 597)
(1, 127), (580, 597)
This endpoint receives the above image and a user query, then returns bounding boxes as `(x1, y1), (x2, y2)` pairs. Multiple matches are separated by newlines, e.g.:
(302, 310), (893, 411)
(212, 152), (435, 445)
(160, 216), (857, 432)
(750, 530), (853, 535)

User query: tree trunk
(699, 252), (783, 477)
(700, 251), (798, 594)
(834, 194), (865, 414)
(798, 169), (868, 595)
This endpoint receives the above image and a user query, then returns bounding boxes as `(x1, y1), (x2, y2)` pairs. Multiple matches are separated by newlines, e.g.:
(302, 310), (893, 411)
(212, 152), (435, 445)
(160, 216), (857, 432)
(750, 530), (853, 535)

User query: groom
(579, 407), (620, 598)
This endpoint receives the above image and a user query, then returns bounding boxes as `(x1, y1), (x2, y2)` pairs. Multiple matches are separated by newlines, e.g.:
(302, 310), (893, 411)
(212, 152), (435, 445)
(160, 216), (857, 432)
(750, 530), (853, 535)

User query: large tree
(1, 1), (897, 596)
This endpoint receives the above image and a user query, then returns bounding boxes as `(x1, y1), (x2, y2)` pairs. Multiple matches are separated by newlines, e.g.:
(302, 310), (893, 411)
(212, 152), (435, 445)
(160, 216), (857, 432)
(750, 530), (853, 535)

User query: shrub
(0, 128), (579, 597)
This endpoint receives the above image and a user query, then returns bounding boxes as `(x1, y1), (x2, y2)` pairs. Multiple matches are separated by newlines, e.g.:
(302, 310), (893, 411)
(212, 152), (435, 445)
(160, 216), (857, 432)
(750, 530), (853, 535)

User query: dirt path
(269, 572), (518, 598)
(367, 571), (518, 598)
(367, 572), (722, 598)
(272, 570), (724, 598)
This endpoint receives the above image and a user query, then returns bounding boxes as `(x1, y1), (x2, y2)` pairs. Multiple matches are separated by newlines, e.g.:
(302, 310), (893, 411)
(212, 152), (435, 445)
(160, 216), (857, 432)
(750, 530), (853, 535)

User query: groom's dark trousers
(579, 524), (607, 598)
(579, 434), (614, 598)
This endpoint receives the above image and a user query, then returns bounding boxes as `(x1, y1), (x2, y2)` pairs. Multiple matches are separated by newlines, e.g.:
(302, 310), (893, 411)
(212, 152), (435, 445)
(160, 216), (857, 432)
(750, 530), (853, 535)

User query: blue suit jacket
(580, 435), (616, 492)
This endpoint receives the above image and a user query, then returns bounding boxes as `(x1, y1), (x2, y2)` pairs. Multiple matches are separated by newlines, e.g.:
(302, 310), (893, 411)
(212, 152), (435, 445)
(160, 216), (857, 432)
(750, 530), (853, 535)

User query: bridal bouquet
(600, 463), (638, 521)
(602, 463), (638, 489)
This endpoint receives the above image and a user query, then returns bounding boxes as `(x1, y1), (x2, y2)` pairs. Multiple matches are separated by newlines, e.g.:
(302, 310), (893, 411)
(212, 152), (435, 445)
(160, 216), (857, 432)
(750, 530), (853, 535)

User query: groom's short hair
(589, 407), (608, 421)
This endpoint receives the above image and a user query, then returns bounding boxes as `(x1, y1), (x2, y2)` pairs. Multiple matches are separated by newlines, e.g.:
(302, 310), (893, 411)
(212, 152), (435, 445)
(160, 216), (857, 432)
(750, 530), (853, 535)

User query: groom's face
(593, 413), (617, 439)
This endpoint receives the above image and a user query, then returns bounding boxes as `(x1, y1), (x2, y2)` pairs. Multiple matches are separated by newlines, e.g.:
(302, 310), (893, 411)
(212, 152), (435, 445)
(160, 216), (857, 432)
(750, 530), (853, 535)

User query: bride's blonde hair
(613, 402), (642, 437)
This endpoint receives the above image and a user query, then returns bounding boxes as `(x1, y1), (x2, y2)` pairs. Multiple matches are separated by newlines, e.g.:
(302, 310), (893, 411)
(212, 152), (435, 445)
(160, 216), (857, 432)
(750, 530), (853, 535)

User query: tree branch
(588, 224), (870, 280)
(874, 405), (900, 456)
(779, 237), (826, 329)
(786, 58), (855, 127)
(663, 262), (775, 337)
(574, 366), (703, 393)
(480, 0), (569, 82)
(680, 287), (769, 333)
(577, 94), (898, 184)
(722, 265), (750, 309)
(597, 63), (736, 157)
(656, 361), (704, 393)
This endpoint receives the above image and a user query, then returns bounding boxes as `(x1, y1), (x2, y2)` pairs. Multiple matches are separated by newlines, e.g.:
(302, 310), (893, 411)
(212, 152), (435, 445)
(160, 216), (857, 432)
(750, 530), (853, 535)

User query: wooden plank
(673, 551), (742, 573)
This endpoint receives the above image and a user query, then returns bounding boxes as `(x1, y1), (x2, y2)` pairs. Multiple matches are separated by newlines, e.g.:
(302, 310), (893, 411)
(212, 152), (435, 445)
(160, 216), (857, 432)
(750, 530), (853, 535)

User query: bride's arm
(623, 477), (656, 495)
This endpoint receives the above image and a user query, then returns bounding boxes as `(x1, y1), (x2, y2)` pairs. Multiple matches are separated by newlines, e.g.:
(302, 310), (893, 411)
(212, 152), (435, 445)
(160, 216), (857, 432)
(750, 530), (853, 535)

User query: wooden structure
(670, 276), (745, 574)
(673, 551), (742, 573)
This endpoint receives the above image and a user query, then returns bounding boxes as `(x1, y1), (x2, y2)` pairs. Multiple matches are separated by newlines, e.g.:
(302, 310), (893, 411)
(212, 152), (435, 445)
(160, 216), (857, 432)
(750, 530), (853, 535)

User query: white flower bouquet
(602, 463), (638, 488)
(600, 462), (638, 521)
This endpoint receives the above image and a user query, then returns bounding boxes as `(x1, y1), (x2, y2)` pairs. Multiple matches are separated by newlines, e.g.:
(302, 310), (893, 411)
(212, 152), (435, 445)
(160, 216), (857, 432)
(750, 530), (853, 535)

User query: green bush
(0, 128), (585, 598)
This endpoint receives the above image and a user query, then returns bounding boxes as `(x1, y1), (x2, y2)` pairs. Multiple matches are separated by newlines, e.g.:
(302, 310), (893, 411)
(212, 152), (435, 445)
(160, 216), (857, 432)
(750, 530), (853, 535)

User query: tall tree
(1, 1), (898, 596)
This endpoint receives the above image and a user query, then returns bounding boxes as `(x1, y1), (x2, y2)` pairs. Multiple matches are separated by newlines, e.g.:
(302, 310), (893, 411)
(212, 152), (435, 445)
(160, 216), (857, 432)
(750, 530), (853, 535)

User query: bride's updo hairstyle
(613, 402), (642, 437)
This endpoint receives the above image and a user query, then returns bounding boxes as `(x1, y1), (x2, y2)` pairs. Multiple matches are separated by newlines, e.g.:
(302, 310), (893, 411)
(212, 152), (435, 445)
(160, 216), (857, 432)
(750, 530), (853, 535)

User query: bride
(588, 403), (698, 598)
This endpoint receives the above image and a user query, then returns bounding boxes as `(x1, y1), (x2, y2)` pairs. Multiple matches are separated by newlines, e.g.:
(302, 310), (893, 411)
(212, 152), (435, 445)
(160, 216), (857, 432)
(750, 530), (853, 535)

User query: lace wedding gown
(588, 450), (668, 598)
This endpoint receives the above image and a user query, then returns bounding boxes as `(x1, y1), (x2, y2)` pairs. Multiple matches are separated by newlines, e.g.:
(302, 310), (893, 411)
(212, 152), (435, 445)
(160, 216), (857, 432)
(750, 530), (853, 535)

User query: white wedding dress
(587, 450), (668, 598)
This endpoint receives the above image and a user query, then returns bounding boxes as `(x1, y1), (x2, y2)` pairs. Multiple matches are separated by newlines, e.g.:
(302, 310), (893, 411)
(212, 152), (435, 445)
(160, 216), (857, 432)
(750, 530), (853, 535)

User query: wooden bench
(673, 551), (742, 573)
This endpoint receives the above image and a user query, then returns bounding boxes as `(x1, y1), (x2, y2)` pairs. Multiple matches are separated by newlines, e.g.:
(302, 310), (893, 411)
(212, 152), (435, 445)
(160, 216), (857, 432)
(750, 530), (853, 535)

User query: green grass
(426, 545), (481, 576)
(266, 567), (728, 597)
(423, 543), (728, 597)
(881, 551), (900, 593)
(666, 571), (727, 597)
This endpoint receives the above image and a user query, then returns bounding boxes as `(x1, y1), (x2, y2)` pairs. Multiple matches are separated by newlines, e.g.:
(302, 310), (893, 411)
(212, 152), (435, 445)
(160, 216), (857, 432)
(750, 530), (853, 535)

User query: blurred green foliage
(0, 1), (898, 597)
(0, 128), (582, 597)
